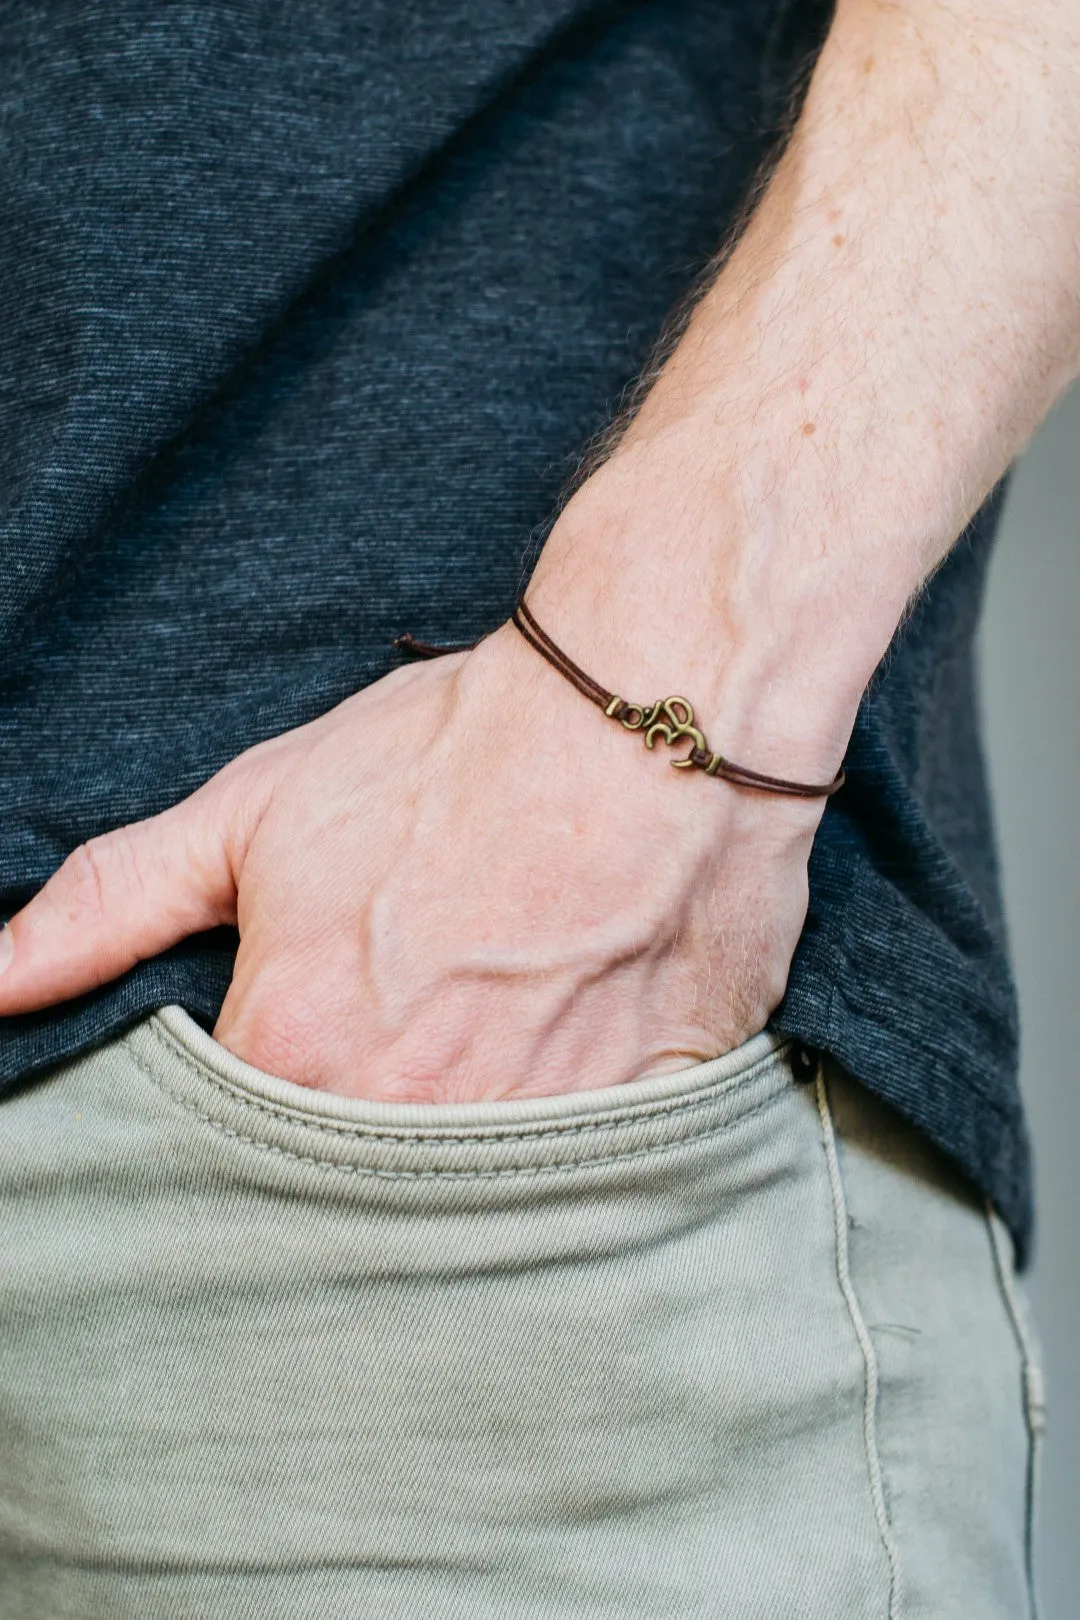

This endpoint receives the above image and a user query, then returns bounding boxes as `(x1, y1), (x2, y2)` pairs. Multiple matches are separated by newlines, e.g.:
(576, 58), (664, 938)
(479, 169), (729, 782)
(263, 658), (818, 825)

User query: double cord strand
(395, 598), (846, 801)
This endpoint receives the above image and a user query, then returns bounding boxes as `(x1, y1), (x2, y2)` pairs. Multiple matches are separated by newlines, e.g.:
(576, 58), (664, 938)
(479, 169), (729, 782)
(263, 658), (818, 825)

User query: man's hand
(0, 607), (832, 1099)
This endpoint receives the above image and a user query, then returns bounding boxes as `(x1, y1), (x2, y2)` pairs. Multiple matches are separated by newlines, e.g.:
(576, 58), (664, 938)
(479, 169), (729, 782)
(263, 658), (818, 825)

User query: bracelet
(394, 598), (845, 800)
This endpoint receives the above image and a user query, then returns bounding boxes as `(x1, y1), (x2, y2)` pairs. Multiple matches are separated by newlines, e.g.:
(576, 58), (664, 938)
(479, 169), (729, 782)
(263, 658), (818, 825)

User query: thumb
(0, 784), (245, 1015)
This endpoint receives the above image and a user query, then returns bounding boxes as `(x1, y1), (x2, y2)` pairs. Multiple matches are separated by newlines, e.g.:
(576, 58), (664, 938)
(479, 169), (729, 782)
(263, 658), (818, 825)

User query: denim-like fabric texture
(0, 1016), (1038, 1615)
(0, 2), (1029, 1252)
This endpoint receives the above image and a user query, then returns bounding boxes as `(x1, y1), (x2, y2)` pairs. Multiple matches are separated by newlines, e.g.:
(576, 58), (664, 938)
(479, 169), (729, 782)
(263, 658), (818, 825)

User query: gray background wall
(979, 384), (1080, 1615)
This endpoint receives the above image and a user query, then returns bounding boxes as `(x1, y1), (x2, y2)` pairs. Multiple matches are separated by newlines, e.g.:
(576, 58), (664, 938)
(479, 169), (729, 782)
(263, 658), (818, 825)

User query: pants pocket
(122, 1004), (794, 1192)
(1, 1015), (890, 1620)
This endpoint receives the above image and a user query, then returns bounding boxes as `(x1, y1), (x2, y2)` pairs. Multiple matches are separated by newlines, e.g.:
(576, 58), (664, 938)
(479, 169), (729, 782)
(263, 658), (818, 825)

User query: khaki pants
(0, 1009), (1043, 1618)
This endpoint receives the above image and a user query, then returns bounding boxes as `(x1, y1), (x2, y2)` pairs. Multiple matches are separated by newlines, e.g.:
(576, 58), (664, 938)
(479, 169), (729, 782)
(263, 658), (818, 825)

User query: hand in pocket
(0, 621), (827, 1103)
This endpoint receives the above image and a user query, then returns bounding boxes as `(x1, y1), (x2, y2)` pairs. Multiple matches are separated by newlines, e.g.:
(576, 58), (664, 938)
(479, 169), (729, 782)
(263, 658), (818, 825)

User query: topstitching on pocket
(122, 1005), (796, 1183)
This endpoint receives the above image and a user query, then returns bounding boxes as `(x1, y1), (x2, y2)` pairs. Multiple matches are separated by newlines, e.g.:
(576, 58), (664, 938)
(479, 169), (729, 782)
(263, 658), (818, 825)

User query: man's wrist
(527, 447), (870, 790)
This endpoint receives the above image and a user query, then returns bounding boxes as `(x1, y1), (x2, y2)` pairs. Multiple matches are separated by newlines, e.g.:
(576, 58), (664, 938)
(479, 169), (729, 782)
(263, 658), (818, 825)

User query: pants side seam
(986, 1201), (1044, 1620)
(814, 1067), (903, 1620)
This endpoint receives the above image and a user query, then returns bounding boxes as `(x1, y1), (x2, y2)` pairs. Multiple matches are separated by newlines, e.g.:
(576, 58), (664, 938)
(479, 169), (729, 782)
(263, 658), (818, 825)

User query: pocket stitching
(136, 1016), (792, 1149)
(125, 1025), (795, 1180)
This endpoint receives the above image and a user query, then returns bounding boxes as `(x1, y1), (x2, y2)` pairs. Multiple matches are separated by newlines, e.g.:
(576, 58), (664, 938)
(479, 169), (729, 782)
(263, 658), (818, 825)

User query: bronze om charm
(606, 695), (712, 771)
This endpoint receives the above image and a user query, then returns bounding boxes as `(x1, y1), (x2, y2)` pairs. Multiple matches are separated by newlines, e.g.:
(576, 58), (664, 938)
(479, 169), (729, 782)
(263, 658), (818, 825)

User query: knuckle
(62, 838), (112, 916)
(62, 829), (146, 917)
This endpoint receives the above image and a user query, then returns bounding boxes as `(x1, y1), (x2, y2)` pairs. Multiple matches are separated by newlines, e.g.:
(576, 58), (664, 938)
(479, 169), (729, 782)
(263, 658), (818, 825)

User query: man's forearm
(529, 0), (1080, 780)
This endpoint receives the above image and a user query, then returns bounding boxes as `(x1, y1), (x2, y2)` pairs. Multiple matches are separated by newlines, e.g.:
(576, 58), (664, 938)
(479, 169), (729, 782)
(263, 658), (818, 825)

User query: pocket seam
(124, 1022), (795, 1180)
(135, 1015), (792, 1148)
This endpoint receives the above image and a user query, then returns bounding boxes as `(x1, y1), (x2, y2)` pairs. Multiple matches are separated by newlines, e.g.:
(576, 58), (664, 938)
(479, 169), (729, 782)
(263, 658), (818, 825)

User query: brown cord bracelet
(395, 596), (845, 800)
